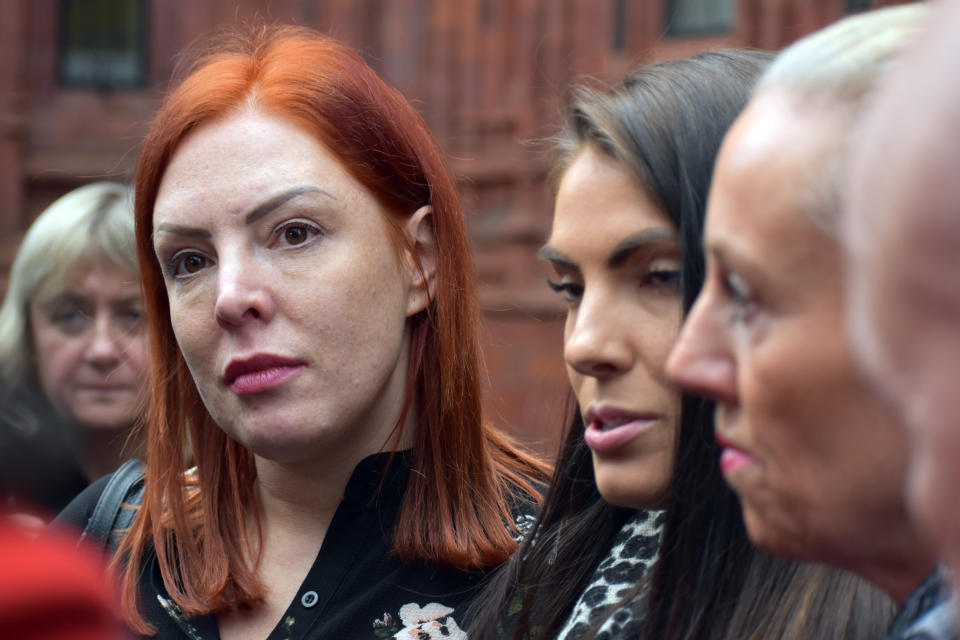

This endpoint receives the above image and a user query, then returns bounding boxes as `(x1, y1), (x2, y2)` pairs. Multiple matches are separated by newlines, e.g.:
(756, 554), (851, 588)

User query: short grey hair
(0, 181), (138, 388)
(753, 4), (927, 233)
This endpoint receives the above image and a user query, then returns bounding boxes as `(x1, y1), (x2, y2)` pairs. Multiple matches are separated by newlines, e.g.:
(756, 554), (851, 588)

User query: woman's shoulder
(50, 459), (145, 546)
(51, 473), (112, 533)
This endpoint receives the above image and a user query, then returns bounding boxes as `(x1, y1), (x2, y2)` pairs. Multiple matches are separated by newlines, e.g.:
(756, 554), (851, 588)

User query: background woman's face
(29, 261), (148, 431)
(668, 94), (912, 564)
(543, 147), (682, 509)
(152, 110), (424, 471)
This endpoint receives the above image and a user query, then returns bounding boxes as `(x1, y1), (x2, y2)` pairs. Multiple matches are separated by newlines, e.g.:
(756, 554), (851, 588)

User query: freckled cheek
(166, 290), (217, 376)
(299, 267), (408, 354)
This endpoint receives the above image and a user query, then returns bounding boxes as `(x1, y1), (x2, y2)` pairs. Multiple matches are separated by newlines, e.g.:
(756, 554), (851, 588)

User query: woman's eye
(284, 225), (308, 245)
(643, 269), (681, 290)
(275, 221), (322, 247)
(547, 279), (584, 303)
(51, 306), (89, 334)
(116, 307), (143, 333)
(724, 271), (756, 323)
(167, 252), (209, 278)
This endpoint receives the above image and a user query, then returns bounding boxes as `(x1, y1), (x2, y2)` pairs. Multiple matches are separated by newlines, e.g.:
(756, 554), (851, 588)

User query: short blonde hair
(753, 4), (927, 232)
(0, 181), (137, 387)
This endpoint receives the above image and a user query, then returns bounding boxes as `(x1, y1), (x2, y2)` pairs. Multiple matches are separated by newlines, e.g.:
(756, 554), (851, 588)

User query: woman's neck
(851, 524), (939, 605)
(251, 420), (413, 533)
(253, 455), (356, 531)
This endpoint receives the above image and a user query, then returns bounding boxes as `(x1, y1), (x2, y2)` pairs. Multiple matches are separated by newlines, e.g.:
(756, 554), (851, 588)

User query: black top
(1, 386), (88, 516)
(58, 452), (520, 639)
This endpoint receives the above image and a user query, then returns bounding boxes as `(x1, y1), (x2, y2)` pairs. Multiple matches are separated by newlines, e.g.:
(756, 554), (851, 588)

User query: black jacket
(57, 452), (520, 640)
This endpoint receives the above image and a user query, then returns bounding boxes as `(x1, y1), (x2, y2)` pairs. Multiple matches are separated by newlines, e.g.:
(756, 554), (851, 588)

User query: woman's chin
(594, 464), (669, 510)
(740, 504), (816, 564)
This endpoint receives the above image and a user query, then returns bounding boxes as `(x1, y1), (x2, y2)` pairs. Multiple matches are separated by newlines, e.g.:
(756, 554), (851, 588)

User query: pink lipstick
(716, 433), (755, 474)
(224, 354), (305, 395)
(583, 406), (659, 454)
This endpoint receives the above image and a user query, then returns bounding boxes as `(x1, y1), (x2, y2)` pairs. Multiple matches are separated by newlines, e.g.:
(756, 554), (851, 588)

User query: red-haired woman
(57, 26), (547, 639)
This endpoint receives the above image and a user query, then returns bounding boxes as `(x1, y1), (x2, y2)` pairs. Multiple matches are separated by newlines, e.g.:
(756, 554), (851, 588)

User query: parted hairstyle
(118, 25), (548, 634)
(468, 49), (895, 640)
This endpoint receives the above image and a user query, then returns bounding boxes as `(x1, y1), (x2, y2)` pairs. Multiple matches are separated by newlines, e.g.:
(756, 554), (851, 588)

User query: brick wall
(0, 0), (916, 459)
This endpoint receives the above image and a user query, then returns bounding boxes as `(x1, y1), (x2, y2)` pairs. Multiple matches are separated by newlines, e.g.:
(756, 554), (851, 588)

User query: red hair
(119, 26), (548, 633)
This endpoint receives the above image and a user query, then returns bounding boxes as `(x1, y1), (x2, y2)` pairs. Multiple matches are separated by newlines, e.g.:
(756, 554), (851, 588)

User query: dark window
(59, 0), (148, 88)
(612, 0), (628, 51)
(845, 0), (873, 13)
(665, 0), (735, 37)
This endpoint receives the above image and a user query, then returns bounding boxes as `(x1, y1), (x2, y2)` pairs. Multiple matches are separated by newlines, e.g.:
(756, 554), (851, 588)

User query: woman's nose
(564, 292), (632, 379)
(85, 315), (123, 369)
(213, 257), (275, 329)
(666, 295), (737, 403)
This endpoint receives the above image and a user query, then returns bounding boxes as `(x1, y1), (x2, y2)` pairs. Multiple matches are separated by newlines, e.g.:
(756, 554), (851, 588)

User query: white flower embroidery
(392, 602), (467, 639)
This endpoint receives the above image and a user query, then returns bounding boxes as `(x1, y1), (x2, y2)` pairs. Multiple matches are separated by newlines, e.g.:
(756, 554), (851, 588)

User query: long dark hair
(467, 394), (634, 639)
(468, 49), (894, 640)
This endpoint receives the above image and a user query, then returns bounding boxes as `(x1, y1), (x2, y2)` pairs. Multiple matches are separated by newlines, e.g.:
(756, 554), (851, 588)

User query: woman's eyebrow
(537, 245), (579, 272)
(41, 291), (85, 308)
(154, 223), (210, 238)
(607, 228), (678, 268)
(244, 185), (336, 225)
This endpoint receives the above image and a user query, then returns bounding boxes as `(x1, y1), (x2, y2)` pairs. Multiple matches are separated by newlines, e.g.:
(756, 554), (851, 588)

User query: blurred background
(0, 0), (915, 459)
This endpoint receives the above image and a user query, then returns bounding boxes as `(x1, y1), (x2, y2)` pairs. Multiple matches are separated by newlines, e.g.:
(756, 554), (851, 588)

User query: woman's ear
(404, 205), (437, 317)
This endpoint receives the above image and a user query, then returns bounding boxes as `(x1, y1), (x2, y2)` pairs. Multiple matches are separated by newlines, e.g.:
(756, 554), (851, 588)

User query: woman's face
(152, 110), (428, 469)
(667, 94), (912, 564)
(542, 147), (682, 509)
(29, 261), (148, 431)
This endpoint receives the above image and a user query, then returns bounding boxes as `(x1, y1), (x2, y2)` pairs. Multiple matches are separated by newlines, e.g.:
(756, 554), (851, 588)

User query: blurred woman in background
(0, 181), (147, 518)
(667, 6), (946, 638)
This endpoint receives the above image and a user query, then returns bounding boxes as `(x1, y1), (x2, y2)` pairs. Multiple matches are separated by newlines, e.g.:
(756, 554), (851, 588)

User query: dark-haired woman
(469, 49), (894, 640)
(55, 26), (547, 639)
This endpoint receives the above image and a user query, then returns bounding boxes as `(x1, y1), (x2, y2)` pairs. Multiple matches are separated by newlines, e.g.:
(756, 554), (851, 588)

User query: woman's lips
(719, 447), (754, 474)
(224, 354), (306, 395)
(583, 408), (659, 453)
(716, 433), (756, 475)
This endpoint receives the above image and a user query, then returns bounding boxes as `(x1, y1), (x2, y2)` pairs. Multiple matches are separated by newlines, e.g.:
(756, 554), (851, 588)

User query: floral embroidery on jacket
(373, 602), (467, 639)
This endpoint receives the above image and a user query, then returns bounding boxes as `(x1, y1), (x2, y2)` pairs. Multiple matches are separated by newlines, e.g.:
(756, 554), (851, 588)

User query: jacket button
(301, 590), (319, 608)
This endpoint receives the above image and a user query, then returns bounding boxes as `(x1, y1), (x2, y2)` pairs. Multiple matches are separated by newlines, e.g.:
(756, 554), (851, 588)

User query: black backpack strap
(79, 458), (145, 552)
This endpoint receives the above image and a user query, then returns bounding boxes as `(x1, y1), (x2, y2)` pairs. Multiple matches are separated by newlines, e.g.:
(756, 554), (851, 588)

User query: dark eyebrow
(244, 186), (334, 225)
(154, 223), (211, 238)
(154, 186), (335, 238)
(537, 245), (579, 272)
(608, 228), (678, 268)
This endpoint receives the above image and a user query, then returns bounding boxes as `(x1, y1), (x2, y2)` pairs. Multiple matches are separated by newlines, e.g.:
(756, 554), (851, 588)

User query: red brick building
(0, 0), (914, 457)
